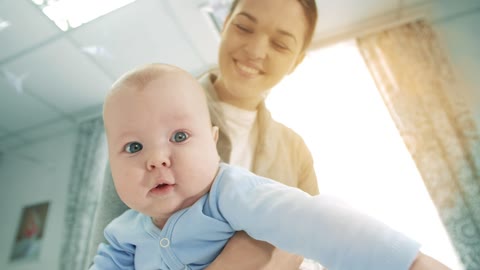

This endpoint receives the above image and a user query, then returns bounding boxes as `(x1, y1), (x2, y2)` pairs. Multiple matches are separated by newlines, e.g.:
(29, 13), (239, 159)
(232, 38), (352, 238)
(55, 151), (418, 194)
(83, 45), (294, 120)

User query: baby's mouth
(149, 183), (175, 195)
(154, 183), (169, 189)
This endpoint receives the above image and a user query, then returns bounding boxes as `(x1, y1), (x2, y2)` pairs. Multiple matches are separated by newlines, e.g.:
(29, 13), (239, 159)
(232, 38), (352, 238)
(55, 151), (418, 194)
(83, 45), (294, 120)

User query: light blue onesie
(91, 163), (420, 270)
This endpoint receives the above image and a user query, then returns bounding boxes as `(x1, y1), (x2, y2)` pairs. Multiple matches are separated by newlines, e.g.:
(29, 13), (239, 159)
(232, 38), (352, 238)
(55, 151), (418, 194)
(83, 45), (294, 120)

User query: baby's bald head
(109, 63), (189, 94)
(103, 63), (211, 127)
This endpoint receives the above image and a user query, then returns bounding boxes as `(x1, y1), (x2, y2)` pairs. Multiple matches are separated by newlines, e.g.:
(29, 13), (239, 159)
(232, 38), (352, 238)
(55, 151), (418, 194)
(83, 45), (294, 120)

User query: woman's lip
(234, 60), (263, 77)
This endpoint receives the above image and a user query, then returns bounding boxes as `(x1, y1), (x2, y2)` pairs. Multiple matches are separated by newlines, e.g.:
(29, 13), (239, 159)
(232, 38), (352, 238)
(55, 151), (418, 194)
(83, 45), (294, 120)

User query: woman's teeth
(236, 62), (259, 75)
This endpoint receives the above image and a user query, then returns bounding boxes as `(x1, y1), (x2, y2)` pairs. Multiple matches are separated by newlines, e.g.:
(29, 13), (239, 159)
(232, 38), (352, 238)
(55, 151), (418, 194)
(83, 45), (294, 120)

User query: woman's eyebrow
(236, 12), (297, 44)
(237, 12), (257, 23)
(277, 29), (297, 44)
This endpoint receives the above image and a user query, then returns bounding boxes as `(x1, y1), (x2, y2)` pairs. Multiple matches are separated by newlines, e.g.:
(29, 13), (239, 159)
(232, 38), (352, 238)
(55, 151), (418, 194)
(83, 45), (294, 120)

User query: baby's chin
(142, 200), (185, 217)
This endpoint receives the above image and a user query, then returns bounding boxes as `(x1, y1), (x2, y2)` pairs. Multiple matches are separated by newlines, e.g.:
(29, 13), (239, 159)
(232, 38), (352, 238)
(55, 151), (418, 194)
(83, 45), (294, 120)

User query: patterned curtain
(357, 20), (480, 270)
(59, 117), (107, 270)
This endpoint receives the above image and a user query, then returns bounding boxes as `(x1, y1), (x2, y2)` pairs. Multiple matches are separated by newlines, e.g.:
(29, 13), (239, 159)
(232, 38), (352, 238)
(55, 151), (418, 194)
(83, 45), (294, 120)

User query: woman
(200, 0), (319, 268)
(88, 0), (450, 269)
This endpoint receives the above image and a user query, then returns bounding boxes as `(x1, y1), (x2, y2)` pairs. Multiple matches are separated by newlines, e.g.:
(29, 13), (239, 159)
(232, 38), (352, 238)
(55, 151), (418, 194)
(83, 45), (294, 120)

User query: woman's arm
(409, 252), (451, 270)
(205, 231), (303, 270)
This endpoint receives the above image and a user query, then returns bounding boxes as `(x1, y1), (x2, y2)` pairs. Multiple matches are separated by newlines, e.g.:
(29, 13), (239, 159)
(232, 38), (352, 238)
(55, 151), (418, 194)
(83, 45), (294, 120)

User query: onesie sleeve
(215, 165), (420, 270)
(89, 212), (136, 270)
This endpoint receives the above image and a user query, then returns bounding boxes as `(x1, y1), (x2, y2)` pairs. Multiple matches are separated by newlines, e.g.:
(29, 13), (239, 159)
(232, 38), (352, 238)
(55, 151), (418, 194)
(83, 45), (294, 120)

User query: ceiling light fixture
(30, 0), (137, 31)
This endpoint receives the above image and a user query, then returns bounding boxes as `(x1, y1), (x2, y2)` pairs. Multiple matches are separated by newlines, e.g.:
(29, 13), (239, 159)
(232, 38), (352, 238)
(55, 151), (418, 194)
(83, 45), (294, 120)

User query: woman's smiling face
(214, 0), (310, 110)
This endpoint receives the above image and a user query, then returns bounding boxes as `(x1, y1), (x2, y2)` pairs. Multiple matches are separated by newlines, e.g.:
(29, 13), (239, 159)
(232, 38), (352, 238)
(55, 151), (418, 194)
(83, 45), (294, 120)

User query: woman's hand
(206, 231), (303, 270)
(409, 252), (451, 270)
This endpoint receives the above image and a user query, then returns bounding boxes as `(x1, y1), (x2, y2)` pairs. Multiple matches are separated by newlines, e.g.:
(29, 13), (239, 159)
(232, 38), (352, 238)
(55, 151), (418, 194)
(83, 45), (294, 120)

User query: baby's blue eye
(170, 131), (189, 143)
(125, 142), (143, 153)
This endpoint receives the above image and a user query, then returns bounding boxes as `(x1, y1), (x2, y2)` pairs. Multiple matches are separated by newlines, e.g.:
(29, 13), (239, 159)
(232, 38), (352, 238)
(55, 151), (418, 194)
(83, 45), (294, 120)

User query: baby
(91, 63), (438, 270)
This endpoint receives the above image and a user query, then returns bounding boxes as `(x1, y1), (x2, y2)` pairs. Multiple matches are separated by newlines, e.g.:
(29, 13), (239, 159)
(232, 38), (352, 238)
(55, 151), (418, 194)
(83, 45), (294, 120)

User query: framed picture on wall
(9, 201), (50, 262)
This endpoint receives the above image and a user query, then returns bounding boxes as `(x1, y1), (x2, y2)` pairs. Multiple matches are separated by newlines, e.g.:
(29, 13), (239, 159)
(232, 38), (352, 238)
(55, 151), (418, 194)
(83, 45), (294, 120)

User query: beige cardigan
(202, 72), (319, 195)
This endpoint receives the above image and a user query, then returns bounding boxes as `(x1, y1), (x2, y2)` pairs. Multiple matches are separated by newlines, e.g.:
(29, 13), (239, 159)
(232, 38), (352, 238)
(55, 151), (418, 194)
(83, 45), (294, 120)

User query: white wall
(0, 130), (77, 270)
(433, 1), (480, 127)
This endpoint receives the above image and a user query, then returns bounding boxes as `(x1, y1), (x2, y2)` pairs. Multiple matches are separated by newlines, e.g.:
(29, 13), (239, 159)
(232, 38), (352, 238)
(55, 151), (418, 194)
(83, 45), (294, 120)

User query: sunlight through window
(266, 40), (463, 270)
(31, 0), (137, 31)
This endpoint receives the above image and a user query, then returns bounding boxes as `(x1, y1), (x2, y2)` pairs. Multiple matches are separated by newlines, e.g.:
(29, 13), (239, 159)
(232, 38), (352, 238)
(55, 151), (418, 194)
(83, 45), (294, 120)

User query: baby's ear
(211, 126), (219, 143)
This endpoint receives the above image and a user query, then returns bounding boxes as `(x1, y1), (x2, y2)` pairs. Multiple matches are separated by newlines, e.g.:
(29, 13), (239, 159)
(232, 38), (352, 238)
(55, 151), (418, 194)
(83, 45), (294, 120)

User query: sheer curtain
(59, 117), (107, 270)
(357, 20), (480, 269)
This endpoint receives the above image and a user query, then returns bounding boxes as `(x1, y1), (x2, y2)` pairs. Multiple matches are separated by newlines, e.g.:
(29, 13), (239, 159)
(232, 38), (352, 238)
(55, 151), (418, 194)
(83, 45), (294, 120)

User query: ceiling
(0, 0), (468, 151)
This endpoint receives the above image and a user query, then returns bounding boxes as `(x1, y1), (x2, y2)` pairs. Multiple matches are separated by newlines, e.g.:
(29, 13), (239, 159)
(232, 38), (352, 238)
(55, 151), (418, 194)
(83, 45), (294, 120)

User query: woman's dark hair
(228, 0), (318, 51)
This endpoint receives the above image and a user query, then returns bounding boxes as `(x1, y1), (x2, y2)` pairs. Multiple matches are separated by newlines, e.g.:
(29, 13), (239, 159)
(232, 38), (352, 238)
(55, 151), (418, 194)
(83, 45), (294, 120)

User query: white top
(218, 102), (324, 270)
(218, 101), (258, 170)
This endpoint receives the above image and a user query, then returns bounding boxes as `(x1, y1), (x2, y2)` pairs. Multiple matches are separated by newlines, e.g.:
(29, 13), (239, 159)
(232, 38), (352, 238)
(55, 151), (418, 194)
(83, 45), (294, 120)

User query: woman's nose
(146, 148), (171, 170)
(244, 35), (268, 60)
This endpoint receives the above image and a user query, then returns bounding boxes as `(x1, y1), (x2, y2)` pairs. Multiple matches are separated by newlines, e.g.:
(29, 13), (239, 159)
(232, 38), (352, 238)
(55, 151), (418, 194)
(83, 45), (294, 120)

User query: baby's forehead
(115, 67), (198, 92)
(105, 65), (208, 113)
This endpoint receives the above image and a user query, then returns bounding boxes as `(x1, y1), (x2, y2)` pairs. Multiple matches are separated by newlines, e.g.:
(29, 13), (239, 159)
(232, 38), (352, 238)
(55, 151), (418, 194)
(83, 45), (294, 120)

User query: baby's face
(104, 72), (220, 221)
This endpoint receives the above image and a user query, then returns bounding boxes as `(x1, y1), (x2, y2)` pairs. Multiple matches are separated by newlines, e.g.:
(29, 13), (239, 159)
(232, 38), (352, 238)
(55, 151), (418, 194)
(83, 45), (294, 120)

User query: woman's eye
(234, 23), (252, 33)
(170, 131), (189, 143)
(273, 41), (290, 51)
(124, 142), (143, 153)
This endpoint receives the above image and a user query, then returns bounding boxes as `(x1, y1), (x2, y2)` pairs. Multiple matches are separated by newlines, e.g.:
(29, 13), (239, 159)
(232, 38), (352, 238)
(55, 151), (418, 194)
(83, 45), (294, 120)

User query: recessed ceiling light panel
(31, 0), (137, 31)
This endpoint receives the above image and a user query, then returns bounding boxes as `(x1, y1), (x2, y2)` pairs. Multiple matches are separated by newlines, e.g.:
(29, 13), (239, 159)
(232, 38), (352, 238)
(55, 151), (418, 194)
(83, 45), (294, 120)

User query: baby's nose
(146, 148), (171, 170)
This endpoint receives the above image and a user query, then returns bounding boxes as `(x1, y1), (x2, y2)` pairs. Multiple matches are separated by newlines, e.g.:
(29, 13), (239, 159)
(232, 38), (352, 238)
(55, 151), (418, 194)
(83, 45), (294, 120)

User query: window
(266, 40), (462, 270)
